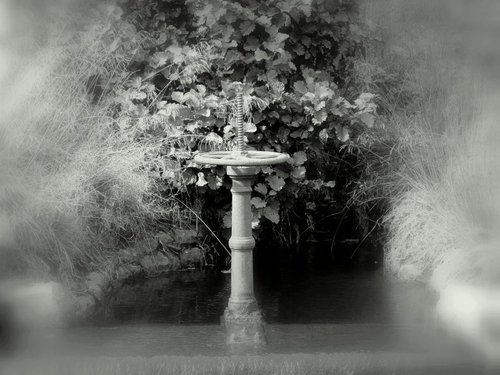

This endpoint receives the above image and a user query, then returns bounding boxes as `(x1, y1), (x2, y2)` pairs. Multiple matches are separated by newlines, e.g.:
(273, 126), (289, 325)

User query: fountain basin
(194, 151), (289, 167)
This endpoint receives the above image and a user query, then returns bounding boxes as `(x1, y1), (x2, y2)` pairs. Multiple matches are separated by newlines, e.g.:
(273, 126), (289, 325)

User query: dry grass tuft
(360, 0), (500, 288)
(0, 2), (170, 283)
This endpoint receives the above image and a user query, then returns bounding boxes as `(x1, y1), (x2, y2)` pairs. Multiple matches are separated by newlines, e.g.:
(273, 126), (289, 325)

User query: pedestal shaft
(224, 166), (265, 347)
(228, 169), (255, 306)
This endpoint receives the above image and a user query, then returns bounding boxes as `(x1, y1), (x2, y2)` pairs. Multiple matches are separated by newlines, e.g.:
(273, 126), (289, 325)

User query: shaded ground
(1, 332), (483, 375)
(2, 321), (484, 374)
(9, 322), (439, 357)
(1, 353), (484, 375)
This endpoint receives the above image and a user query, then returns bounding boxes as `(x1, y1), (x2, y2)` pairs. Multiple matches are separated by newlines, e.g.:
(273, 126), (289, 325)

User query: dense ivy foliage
(94, 0), (378, 250)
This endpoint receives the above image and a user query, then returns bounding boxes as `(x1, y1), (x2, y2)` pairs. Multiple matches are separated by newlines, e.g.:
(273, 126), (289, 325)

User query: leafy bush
(0, 0), (385, 284)
(111, 0), (378, 249)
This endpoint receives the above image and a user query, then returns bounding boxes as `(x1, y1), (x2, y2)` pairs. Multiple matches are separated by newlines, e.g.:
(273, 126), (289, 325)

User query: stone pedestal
(223, 166), (266, 347)
(194, 83), (288, 349)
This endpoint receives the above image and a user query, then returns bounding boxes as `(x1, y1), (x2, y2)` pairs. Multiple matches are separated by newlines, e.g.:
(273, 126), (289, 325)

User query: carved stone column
(223, 166), (265, 346)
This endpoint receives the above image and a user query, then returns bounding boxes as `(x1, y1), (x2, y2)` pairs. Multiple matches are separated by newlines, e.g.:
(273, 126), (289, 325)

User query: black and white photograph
(0, 0), (499, 374)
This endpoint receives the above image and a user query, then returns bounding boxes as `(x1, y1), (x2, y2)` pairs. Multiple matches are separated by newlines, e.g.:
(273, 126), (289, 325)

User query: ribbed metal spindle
(235, 84), (246, 153)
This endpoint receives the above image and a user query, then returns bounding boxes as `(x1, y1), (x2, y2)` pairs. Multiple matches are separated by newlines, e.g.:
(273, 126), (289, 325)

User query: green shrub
(111, 0), (378, 248)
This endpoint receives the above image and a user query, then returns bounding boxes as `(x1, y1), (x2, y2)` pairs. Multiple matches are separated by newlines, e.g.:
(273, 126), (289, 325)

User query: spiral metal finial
(235, 83), (246, 153)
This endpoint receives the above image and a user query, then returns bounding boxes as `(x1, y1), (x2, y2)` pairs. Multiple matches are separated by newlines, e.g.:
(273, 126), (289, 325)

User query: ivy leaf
(204, 132), (223, 145)
(244, 36), (260, 51)
(196, 84), (206, 95)
(292, 151), (307, 166)
(256, 15), (272, 27)
(171, 91), (184, 103)
(293, 80), (307, 96)
(311, 108), (328, 125)
(334, 124), (350, 142)
(260, 166), (274, 174)
(354, 93), (376, 111)
(291, 165), (306, 180)
(195, 108), (210, 117)
(166, 45), (185, 64)
(157, 30), (167, 44)
(275, 169), (289, 179)
(167, 72), (180, 81)
(268, 80), (285, 98)
(255, 48), (270, 61)
(151, 51), (169, 68)
(306, 202), (316, 210)
(266, 174), (286, 191)
(194, 0), (227, 27)
(186, 121), (201, 132)
(213, 166), (226, 177)
(262, 206), (280, 224)
(263, 26), (289, 51)
(314, 101), (326, 111)
(251, 197), (267, 209)
(208, 174), (224, 190)
(277, 0), (313, 18)
(292, 43), (305, 56)
(254, 183), (267, 195)
(301, 35), (312, 47)
(319, 128), (329, 144)
(240, 20), (255, 36)
(204, 94), (220, 108)
(225, 49), (244, 65)
(243, 122), (257, 133)
(223, 211), (232, 228)
(196, 172), (208, 187)
(182, 90), (201, 107)
(306, 179), (324, 190)
(276, 127), (290, 143)
(251, 215), (261, 229)
(129, 90), (146, 101)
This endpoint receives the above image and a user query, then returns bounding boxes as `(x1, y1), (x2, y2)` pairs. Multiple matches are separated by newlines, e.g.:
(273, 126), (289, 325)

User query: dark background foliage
(88, 0), (381, 264)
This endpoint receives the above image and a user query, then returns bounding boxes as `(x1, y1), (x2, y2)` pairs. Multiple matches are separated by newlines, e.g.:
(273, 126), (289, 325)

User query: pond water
(25, 266), (441, 359)
(60, 244), (444, 358)
(6, 245), (480, 373)
(91, 261), (433, 327)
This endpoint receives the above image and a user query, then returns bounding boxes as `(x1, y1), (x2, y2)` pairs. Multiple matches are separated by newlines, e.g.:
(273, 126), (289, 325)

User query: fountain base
(223, 300), (266, 347)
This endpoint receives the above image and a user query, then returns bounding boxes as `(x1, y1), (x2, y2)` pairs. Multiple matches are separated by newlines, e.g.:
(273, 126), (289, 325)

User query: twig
(172, 196), (231, 258)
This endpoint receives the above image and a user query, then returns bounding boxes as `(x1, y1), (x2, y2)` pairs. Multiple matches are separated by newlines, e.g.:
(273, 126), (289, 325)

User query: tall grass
(359, 0), (500, 288)
(0, 1), (170, 283)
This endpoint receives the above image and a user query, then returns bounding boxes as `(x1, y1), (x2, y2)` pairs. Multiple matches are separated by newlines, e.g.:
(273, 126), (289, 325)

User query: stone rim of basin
(194, 150), (289, 166)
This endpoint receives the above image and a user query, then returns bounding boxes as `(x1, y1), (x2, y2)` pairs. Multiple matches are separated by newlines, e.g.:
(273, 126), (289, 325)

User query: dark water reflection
(93, 247), (434, 328)
(94, 269), (229, 325)
(8, 246), (451, 361)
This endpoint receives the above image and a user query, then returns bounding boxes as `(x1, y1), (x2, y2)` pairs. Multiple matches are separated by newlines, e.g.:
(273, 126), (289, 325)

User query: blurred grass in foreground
(0, 352), (481, 375)
(0, 0), (170, 284)
(360, 0), (500, 288)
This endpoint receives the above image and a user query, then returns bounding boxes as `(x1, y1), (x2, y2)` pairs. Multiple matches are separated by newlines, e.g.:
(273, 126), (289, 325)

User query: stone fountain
(194, 84), (288, 347)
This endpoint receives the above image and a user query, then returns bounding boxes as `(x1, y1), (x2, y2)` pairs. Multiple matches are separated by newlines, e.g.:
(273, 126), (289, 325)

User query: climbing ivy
(97, 0), (377, 245)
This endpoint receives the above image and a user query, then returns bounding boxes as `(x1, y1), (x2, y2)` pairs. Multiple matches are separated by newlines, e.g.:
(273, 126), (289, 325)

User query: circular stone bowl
(194, 151), (289, 166)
